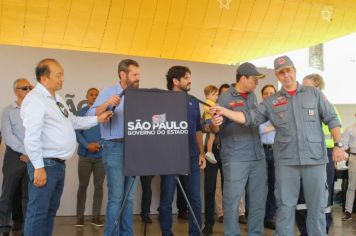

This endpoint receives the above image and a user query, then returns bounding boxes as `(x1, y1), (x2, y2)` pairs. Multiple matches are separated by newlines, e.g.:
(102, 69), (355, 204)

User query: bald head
(35, 58), (64, 95)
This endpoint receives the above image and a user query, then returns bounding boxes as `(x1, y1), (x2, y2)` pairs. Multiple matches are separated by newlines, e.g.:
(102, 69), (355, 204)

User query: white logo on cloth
(308, 110), (315, 116)
(152, 113), (166, 124)
(127, 114), (188, 136)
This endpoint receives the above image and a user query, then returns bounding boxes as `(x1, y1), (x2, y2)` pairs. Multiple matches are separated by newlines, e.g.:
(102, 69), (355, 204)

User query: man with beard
(159, 65), (206, 236)
(90, 59), (140, 236)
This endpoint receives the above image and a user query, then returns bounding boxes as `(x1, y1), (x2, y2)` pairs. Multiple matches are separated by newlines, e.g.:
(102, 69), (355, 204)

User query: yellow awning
(0, 0), (355, 64)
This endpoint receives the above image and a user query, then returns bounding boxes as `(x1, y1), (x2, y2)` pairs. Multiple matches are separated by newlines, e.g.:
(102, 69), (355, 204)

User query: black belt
(263, 144), (273, 149)
(47, 158), (65, 164)
(110, 138), (125, 143)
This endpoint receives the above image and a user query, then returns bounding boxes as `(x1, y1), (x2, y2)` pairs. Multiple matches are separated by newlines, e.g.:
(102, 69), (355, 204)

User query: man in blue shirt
(159, 65), (206, 236)
(0, 78), (32, 234)
(90, 59), (140, 236)
(75, 88), (105, 227)
(259, 84), (277, 230)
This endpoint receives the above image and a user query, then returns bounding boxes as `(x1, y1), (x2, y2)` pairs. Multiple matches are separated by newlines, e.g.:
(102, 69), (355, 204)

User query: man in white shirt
(20, 58), (112, 236)
(342, 117), (356, 220)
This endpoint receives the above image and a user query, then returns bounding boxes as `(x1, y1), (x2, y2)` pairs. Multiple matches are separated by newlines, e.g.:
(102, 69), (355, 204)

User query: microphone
(111, 78), (137, 112)
(188, 94), (212, 107)
(111, 89), (126, 112)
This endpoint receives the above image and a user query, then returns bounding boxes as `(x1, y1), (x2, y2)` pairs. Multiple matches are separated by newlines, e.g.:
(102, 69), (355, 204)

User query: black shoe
(12, 221), (23, 231)
(239, 215), (247, 224)
(0, 225), (11, 235)
(177, 211), (188, 220)
(264, 219), (276, 229)
(342, 211), (352, 221)
(202, 224), (213, 236)
(141, 215), (153, 224)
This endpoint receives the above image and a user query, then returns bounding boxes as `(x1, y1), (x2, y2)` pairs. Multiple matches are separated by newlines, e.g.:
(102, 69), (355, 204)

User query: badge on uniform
(272, 97), (288, 108)
(308, 109), (315, 116)
(229, 99), (245, 108)
(278, 112), (285, 119)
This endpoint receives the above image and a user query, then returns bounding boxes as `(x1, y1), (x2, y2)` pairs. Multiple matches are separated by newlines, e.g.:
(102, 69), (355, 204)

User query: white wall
(334, 104), (355, 130)
(0, 44), (276, 216)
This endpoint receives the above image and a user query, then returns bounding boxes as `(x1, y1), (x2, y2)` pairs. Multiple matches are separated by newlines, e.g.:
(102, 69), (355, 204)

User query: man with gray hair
(0, 78), (33, 235)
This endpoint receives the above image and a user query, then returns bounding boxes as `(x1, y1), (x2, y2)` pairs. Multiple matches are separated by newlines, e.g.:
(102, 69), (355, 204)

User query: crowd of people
(0, 55), (354, 236)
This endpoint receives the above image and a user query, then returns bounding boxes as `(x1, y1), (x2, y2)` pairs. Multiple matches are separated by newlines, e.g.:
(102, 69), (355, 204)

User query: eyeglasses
(16, 86), (33, 91)
(56, 102), (69, 118)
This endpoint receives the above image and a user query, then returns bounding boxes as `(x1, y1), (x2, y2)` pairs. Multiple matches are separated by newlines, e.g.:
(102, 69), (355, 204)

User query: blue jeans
(24, 159), (65, 236)
(102, 141), (138, 236)
(264, 147), (276, 220)
(159, 156), (201, 236)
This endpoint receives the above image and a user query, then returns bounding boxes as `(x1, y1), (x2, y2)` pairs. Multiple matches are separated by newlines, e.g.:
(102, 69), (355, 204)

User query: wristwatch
(334, 142), (344, 148)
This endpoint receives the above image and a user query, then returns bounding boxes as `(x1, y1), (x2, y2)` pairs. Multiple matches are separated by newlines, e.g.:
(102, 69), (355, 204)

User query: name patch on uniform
(229, 99), (245, 108)
(272, 96), (288, 108)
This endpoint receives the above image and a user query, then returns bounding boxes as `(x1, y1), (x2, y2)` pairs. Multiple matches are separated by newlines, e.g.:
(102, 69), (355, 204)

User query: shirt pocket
(272, 105), (288, 126)
(302, 102), (317, 122)
(307, 135), (323, 159)
(275, 135), (293, 158)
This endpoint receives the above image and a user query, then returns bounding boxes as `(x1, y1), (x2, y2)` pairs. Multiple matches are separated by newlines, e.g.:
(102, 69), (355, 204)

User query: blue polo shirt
(187, 96), (202, 157)
(75, 106), (102, 158)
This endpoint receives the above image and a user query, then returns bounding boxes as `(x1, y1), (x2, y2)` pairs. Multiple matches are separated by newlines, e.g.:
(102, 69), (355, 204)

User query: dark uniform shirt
(218, 86), (265, 162)
(243, 84), (341, 165)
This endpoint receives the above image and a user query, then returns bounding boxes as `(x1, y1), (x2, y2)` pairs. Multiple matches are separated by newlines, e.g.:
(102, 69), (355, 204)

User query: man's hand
(199, 153), (206, 169)
(97, 111), (113, 123)
(19, 154), (29, 163)
(212, 114), (223, 126)
(210, 105), (226, 116)
(106, 95), (121, 107)
(34, 168), (47, 187)
(87, 142), (101, 152)
(332, 147), (347, 162)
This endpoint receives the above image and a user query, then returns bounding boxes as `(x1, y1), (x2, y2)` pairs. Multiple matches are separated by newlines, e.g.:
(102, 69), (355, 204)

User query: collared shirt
(89, 83), (124, 140)
(75, 106), (102, 158)
(342, 123), (356, 153)
(218, 86), (265, 162)
(244, 83), (341, 166)
(259, 120), (275, 145)
(21, 83), (98, 169)
(187, 96), (202, 157)
(1, 102), (26, 154)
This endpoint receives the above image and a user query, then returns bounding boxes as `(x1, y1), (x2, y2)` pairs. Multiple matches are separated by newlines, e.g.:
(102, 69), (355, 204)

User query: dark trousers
(159, 157), (202, 236)
(140, 175), (154, 216)
(177, 175), (188, 214)
(0, 146), (28, 228)
(204, 143), (223, 225)
(76, 156), (105, 218)
(12, 183), (24, 224)
(295, 148), (334, 235)
(264, 146), (276, 220)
